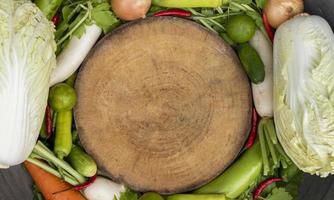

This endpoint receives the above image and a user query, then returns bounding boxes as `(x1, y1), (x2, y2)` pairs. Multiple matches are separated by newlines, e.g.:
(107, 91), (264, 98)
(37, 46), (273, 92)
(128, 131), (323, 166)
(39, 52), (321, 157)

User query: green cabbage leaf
(274, 15), (334, 176)
(0, 0), (56, 167)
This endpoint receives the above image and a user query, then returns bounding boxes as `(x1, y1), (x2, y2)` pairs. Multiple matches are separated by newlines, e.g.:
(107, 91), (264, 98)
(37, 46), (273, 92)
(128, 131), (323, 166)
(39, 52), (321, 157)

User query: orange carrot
(24, 161), (86, 200)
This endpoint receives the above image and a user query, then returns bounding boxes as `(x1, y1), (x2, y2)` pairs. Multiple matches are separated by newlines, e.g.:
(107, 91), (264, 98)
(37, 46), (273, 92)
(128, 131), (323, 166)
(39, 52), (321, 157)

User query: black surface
(305, 0), (334, 30)
(300, 174), (334, 200)
(0, 165), (34, 200)
(1, 0), (334, 200)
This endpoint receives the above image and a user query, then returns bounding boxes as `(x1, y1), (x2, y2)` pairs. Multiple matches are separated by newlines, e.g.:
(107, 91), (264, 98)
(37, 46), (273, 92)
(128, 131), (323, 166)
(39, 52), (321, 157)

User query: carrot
(24, 161), (86, 200)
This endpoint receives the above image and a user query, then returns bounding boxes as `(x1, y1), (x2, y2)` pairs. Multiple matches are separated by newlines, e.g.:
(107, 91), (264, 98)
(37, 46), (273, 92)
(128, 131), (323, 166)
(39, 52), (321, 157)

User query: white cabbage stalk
(274, 15), (334, 176)
(0, 0), (56, 168)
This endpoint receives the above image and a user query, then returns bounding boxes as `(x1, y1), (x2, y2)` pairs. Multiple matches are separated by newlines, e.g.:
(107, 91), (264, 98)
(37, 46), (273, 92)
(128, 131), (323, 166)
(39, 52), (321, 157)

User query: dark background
(1, 0), (334, 199)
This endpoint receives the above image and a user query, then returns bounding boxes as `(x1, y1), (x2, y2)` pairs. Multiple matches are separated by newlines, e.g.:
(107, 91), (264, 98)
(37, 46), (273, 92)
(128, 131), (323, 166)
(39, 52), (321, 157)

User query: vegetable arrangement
(3, 0), (334, 199)
(50, 0), (119, 85)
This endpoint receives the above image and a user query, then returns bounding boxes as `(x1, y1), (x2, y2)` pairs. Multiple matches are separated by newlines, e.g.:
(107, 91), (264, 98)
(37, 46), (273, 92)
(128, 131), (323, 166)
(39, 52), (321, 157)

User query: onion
(111, 0), (152, 21)
(264, 0), (304, 28)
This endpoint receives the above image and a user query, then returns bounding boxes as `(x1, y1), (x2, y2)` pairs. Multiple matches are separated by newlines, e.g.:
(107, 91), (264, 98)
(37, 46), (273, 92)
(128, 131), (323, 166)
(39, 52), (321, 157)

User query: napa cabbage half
(0, 0), (56, 167)
(274, 15), (334, 176)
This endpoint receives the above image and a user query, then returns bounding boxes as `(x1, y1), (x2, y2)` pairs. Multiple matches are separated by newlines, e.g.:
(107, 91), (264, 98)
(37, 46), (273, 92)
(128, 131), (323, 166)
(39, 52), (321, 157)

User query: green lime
(49, 83), (77, 111)
(139, 192), (164, 200)
(226, 15), (256, 43)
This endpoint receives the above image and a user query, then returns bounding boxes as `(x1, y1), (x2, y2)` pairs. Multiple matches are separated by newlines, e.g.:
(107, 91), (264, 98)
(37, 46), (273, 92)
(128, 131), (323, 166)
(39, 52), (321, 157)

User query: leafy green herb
(147, 6), (165, 15)
(245, 11), (266, 38)
(256, 0), (267, 9)
(265, 188), (293, 200)
(279, 170), (304, 199)
(183, 2), (264, 46)
(201, 8), (215, 16)
(220, 32), (236, 46)
(237, 176), (265, 200)
(233, 0), (253, 4)
(115, 189), (139, 200)
(55, 0), (120, 52)
(92, 3), (121, 33)
(236, 174), (279, 200)
(33, 184), (44, 200)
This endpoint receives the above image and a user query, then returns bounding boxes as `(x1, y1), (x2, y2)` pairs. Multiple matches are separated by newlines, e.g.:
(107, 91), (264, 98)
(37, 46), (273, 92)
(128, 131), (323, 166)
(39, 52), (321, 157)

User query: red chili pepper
(46, 105), (52, 138)
(253, 177), (283, 199)
(244, 108), (258, 149)
(153, 9), (192, 17)
(74, 175), (97, 191)
(51, 15), (61, 26)
(262, 14), (275, 43)
(52, 175), (97, 195)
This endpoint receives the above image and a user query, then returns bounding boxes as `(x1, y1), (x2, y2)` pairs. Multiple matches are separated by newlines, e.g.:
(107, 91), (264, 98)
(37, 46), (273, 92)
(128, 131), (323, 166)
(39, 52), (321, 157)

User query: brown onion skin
(264, 0), (304, 28)
(111, 0), (152, 21)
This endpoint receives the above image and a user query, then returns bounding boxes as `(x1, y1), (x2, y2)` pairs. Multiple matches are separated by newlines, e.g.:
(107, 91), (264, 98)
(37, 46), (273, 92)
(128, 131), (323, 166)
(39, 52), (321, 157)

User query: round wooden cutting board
(75, 17), (252, 194)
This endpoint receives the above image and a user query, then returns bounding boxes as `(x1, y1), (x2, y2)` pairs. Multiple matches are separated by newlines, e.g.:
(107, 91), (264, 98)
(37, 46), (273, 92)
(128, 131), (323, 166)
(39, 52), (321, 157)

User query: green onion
(258, 119), (269, 176)
(264, 124), (278, 166)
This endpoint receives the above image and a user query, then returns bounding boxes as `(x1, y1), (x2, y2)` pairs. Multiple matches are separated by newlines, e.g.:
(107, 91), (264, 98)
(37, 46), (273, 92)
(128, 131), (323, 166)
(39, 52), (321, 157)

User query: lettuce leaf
(0, 0), (56, 167)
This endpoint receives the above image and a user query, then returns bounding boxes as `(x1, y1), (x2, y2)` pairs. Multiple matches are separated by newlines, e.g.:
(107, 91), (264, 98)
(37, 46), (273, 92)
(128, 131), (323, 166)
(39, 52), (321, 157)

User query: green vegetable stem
(49, 83), (77, 159)
(29, 141), (86, 185)
(34, 0), (64, 20)
(258, 118), (292, 176)
(54, 1), (120, 51)
(167, 194), (228, 200)
(280, 163), (299, 182)
(39, 117), (48, 139)
(194, 142), (262, 199)
(66, 72), (78, 88)
(152, 0), (228, 8)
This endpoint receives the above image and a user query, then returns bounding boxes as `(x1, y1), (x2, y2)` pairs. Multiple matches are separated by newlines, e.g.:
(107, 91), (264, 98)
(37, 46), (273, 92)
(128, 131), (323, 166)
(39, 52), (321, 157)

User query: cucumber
(194, 143), (262, 198)
(237, 43), (265, 84)
(67, 145), (97, 177)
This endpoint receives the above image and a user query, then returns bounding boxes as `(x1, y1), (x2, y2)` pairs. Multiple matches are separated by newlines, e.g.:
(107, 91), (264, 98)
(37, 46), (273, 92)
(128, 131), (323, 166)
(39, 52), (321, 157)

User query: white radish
(50, 24), (102, 86)
(83, 176), (125, 200)
(249, 30), (273, 117)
